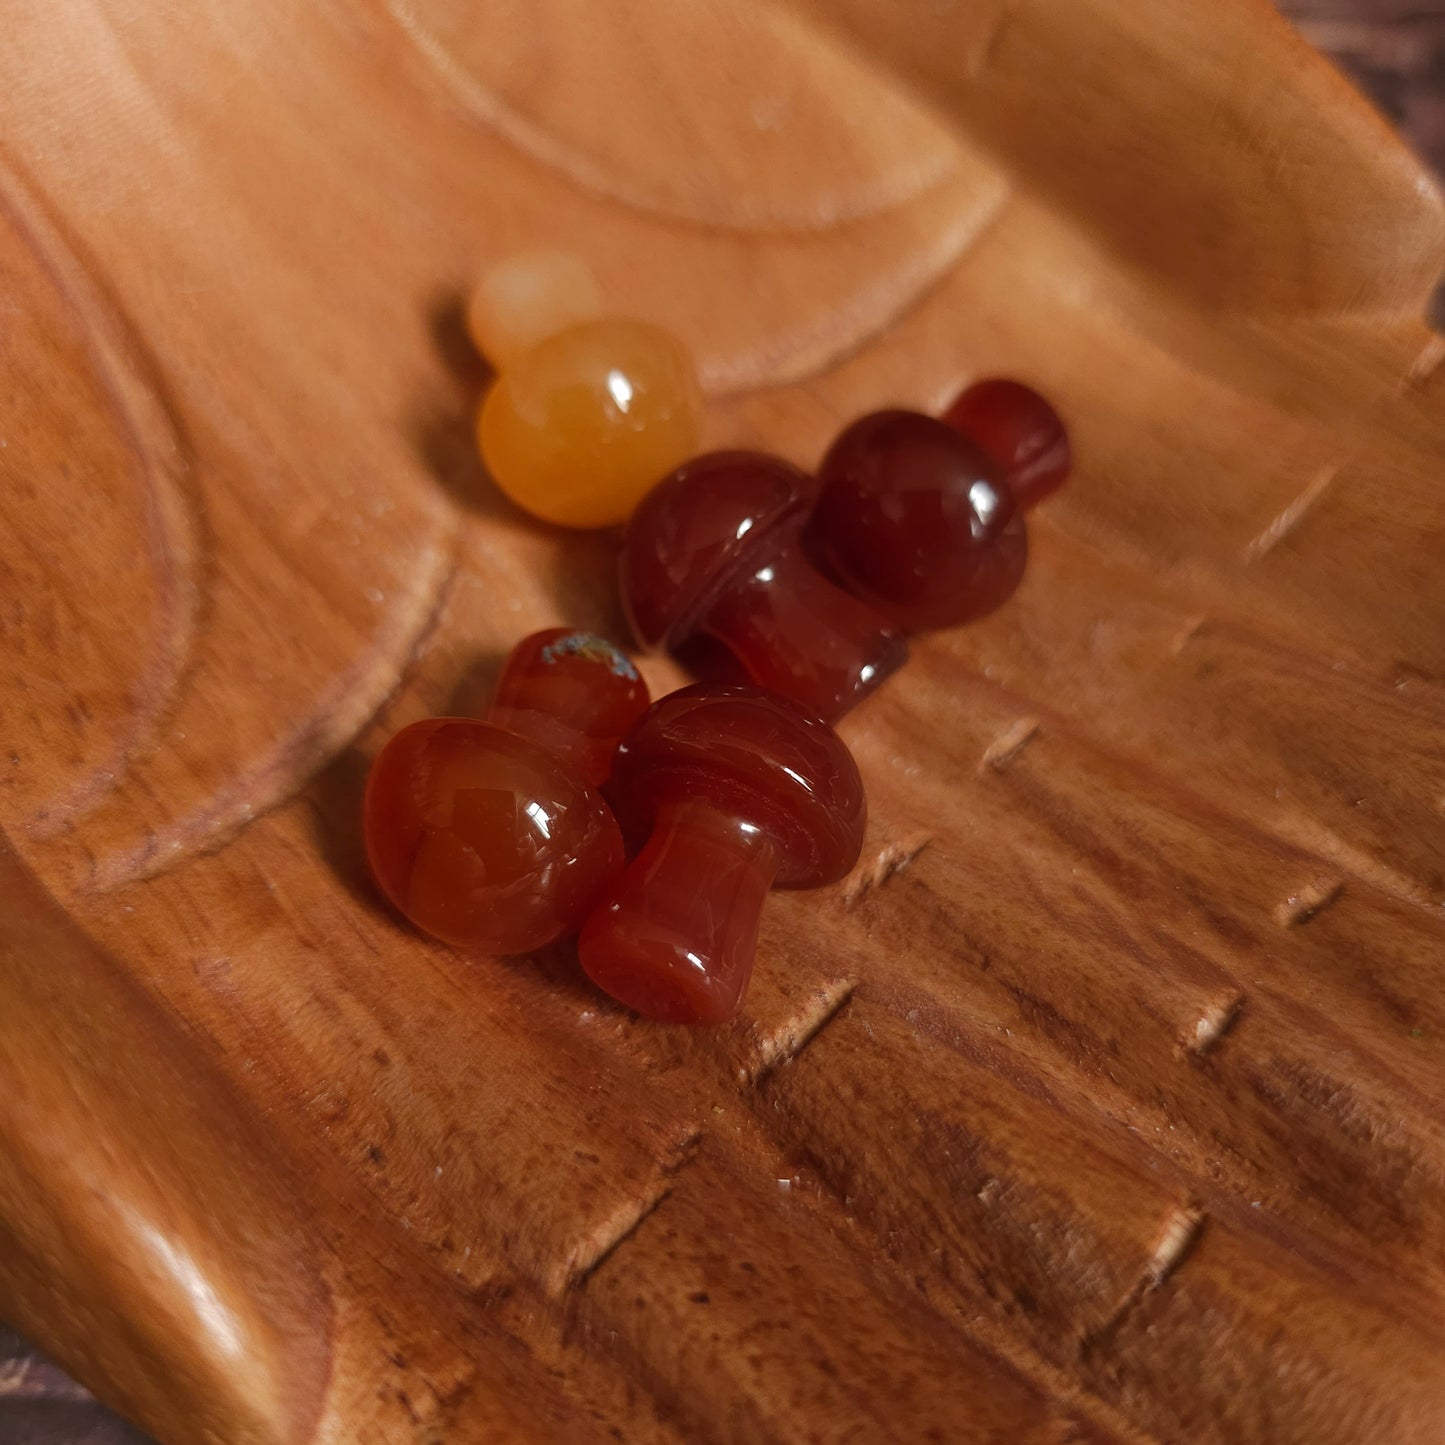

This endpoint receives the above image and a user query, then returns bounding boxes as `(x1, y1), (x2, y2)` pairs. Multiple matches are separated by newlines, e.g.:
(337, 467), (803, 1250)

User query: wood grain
(2, 1), (1444, 1441)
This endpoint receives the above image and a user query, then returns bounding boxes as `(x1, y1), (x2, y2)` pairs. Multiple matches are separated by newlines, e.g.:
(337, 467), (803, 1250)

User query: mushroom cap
(809, 409), (1026, 633)
(607, 684), (866, 888)
(487, 628), (649, 788)
(941, 378), (1070, 509)
(364, 718), (624, 953)
(620, 451), (811, 651)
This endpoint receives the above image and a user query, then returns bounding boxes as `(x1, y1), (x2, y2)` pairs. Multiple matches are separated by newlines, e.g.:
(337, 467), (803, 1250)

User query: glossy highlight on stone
(364, 720), (623, 955)
(478, 318), (702, 529)
(363, 630), (646, 954)
(579, 684), (866, 1026)
(942, 378), (1071, 509)
(620, 451), (906, 722)
(808, 409), (1027, 633)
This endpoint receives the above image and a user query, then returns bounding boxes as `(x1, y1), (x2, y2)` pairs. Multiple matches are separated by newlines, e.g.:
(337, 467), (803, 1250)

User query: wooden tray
(3, 2), (1444, 1441)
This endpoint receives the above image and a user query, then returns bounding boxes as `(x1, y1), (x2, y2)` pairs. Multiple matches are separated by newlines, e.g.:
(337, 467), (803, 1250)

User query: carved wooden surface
(2, 1), (1444, 1442)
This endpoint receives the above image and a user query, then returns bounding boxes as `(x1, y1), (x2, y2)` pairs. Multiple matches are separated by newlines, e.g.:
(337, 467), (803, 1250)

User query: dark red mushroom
(579, 684), (866, 1026)
(941, 379), (1071, 510)
(807, 410), (1027, 634)
(364, 630), (647, 954)
(619, 451), (907, 723)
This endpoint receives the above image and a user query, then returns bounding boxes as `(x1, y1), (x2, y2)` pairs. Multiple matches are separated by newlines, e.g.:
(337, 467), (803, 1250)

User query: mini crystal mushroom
(807, 410), (1028, 633)
(468, 252), (703, 529)
(477, 318), (702, 529)
(942, 379), (1071, 510)
(579, 683), (866, 1026)
(364, 630), (648, 954)
(620, 450), (907, 723)
(465, 250), (605, 367)
(486, 627), (650, 789)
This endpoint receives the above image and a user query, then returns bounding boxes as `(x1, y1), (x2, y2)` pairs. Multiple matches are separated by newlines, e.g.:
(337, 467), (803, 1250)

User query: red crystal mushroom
(579, 684), (866, 1026)
(364, 630), (647, 954)
(941, 379), (1071, 509)
(807, 410), (1027, 633)
(487, 627), (650, 789)
(619, 451), (907, 724)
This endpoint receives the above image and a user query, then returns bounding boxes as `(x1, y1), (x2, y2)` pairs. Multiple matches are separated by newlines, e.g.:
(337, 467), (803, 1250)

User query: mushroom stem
(579, 796), (779, 1025)
(686, 521), (907, 723)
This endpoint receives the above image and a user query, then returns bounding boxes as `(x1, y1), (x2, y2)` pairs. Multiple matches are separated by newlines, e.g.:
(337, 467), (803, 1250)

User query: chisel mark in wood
(969, 0), (1021, 79)
(981, 717), (1039, 772)
(1184, 994), (1244, 1057)
(1089, 1205), (1205, 1347)
(842, 834), (933, 905)
(1406, 331), (1445, 387)
(1277, 877), (1343, 927)
(661, 1124), (704, 1175)
(562, 1179), (675, 1293)
(1244, 464), (1337, 561)
(1168, 614), (1209, 656)
(1142, 1204), (1205, 1290)
(557, 1124), (702, 1292)
(747, 978), (858, 1085)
